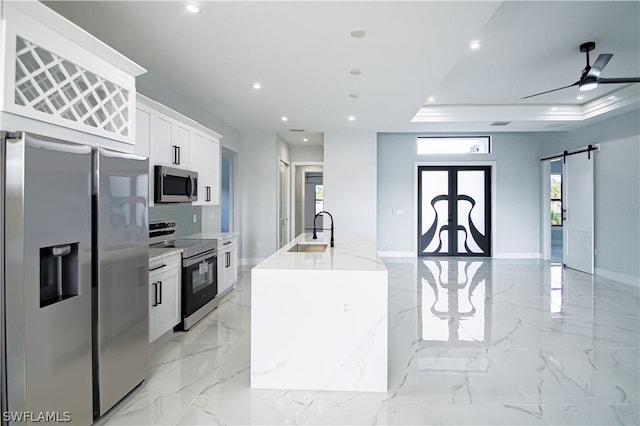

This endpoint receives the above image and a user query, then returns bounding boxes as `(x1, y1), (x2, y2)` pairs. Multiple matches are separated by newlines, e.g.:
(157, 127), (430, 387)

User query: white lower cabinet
(217, 235), (238, 295)
(149, 253), (181, 343)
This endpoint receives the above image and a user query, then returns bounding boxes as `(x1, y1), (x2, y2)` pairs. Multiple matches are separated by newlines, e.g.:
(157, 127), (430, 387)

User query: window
(417, 136), (490, 155)
(550, 174), (562, 226)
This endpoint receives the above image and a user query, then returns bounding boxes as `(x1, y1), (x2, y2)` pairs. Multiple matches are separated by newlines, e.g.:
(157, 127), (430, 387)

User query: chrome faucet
(312, 211), (334, 247)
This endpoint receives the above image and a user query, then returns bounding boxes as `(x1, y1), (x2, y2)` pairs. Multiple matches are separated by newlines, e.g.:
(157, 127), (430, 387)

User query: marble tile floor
(96, 258), (639, 425)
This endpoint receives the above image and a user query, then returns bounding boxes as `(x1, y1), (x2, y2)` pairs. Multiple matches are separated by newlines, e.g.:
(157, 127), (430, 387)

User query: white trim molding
(596, 268), (640, 288)
(378, 251), (415, 258)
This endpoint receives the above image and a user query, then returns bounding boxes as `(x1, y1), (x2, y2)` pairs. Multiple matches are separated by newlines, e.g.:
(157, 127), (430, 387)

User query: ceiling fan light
(579, 80), (599, 91)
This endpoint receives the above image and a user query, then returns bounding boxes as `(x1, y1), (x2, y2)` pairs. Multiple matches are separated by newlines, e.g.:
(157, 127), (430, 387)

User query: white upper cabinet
(0, 1), (145, 149)
(134, 97), (152, 158)
(134, 95), (153, 204)
(191, 131), (220, 206)
(149, 107), (192, 170)
(138, 96), (222, 206)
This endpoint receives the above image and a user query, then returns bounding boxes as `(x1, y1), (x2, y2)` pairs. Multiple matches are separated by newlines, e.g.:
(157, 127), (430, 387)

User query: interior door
(563, 152), (594, 274)
(418, 166), (491, 256)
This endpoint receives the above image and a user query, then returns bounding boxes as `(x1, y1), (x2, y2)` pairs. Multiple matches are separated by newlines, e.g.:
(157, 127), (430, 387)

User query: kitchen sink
(287, 243), (328, 253)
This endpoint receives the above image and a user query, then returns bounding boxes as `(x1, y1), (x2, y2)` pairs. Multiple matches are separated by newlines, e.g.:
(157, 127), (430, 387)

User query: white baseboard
(378, 251), (415, 258)
(595, 268), (640, 288)
(378, 251), (543, 259)
(240, 258), (264, 266)
(493, 253), (542, 259)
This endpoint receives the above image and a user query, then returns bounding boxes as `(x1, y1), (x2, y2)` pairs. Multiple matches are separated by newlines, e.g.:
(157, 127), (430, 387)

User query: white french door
(563, 152), (595, 274)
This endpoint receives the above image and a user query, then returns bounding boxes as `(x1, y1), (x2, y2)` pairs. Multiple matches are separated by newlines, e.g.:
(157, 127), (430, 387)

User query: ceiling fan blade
(597, 77), (640, 84)
(522, 81), (579, 99)
(587, 53), (613, 78)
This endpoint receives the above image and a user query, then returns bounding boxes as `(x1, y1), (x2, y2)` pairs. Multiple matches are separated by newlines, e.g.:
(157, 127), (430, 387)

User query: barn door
(418, 166), (491, 256)
(563, 153), (594, 274)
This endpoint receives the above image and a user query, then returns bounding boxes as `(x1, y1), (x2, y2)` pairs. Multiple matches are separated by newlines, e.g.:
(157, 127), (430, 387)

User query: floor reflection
(418, 258), (491, 345)
(550, 263), (565, 318)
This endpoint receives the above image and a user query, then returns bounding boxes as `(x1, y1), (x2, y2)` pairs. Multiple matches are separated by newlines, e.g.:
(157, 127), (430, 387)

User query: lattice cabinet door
(1, 2), (145, 145)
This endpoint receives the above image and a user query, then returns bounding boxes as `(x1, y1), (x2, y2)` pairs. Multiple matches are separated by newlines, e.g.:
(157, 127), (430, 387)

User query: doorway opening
(292, 163), (323, 239)
(550, 159), (563, 263)
(541, 145), (596, 274)
(221, 148), (236, 232)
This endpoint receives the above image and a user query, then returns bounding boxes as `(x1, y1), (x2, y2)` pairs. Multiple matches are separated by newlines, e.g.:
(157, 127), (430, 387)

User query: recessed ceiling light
(350, 29), (366, 39)
(184, 2), (201, 14)
(252, 82), (262, 90)
(350, 68), (362, 76)
(470, 40), (481, 50)
(348, 115), (356, 122)
(427, 96), (436, 102)
(281, 116), (288, 122)
(608, 96), (616, 100)
(551, 107), (558, 111)
(577, 95), (584, 100)
(349, 93), (359, 98)
(303, 138), (308, 142)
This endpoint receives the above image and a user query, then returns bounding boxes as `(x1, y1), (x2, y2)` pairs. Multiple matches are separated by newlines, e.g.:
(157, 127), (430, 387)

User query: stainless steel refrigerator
(1, 132), (149, 424)
(92, 146), (149, 417)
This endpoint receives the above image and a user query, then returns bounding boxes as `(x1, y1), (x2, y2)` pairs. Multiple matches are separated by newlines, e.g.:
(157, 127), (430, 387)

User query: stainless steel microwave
(154, 165), (198, 203)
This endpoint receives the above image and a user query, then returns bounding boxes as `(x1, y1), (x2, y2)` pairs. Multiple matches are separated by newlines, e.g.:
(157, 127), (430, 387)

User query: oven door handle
(183, 250), (217, 267)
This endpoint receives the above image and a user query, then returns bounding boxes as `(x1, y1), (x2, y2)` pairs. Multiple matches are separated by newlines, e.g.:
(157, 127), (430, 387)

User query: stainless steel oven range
(149, 221), (218, 330)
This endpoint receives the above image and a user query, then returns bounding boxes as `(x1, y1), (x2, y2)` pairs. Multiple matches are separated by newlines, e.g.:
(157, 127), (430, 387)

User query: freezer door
(93, 148), (149, 416)
(4, 133), (93, 424)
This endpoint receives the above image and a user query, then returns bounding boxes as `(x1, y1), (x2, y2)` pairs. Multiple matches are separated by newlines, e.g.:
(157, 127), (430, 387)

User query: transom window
(417, 136), (490, 155)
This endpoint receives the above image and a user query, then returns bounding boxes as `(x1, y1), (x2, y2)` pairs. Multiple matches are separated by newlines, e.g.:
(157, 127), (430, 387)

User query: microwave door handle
(186, 176), (192, 198)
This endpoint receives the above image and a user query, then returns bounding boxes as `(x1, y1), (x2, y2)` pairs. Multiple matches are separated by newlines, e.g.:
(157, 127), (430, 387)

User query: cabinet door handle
(152, 282), (158, 307)
(172, 145), (178, 165)
(206, 186), (211, 202)
(177, 146), (181, 165)
(223, 241), (232, 246)
(158, 280), (163, 305)
(226, 252), (230, 268)
(149, 263), (167, 272)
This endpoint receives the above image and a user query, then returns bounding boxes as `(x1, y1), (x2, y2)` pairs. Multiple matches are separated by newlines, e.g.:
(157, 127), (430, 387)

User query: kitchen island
(251, 233), (388, 392)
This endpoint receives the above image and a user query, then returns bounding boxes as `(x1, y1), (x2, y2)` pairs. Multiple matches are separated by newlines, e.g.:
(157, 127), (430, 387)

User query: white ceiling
(43, 1), (640, 146)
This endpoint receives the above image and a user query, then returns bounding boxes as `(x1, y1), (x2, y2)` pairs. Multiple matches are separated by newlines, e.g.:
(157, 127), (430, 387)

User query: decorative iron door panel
(418, 166), (491, 256)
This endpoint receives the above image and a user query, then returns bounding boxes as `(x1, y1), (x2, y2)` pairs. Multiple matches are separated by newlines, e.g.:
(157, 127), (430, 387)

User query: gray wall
(291, 145), (324, 162)
(377, 132), (563, 256)
(240, 133), (278, 261)
(542, 109), (640, 282)
(324, 131), (377, 242)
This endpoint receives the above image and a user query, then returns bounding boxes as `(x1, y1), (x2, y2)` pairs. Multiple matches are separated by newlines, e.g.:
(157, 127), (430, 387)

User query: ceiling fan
(522, 41), (640, 99)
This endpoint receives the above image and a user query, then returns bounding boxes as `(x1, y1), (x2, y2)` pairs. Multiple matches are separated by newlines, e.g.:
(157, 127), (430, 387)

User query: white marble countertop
(253, 233), (386, 272)
(149, 247), (183, 262)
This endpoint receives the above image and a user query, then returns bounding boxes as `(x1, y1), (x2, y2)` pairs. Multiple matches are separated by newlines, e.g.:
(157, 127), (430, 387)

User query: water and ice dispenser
(39, 243), (79, 308)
